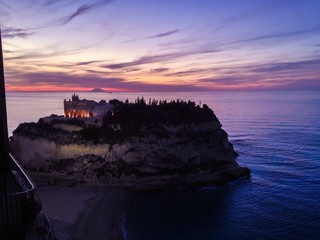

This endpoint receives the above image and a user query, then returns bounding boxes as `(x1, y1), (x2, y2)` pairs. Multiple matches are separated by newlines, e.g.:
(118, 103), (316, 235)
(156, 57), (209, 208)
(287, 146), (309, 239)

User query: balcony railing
(0, 154), (42, 229)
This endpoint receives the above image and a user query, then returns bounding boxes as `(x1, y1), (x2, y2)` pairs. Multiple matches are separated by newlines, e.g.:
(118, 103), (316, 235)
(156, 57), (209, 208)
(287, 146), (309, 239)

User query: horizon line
(5, 89), (320, 93)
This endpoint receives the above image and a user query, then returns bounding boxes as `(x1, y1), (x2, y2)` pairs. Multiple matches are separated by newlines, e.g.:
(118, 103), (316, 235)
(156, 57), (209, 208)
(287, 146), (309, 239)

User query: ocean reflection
(121, 184), (248, 240)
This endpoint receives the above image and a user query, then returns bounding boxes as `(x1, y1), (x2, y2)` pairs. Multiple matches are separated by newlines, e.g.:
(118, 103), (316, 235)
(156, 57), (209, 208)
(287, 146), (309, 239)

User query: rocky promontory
(10, 98), (250, 191)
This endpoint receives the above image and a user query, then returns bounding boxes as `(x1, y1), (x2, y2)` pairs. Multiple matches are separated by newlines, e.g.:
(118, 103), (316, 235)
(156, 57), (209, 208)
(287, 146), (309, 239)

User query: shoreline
(30, 165), (250, 193)
(36, 186), (125, 240)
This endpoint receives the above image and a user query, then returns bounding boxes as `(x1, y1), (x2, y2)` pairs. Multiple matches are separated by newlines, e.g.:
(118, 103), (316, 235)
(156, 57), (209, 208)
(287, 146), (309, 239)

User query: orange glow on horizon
(4, 82), (287, 92)
(5, 85), (127, 92)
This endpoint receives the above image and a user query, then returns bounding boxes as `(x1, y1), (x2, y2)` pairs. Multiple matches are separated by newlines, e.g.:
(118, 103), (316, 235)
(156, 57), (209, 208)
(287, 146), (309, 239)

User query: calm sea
(6, 91), (320, 240)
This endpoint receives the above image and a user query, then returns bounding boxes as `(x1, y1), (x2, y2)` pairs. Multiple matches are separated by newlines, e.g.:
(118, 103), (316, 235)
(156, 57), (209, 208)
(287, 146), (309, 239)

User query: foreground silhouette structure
(0, 28), (55, 240)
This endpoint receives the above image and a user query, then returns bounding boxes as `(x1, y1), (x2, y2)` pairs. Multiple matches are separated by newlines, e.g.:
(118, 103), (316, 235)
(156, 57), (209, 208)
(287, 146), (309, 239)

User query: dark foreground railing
(0, 154), (42, 229)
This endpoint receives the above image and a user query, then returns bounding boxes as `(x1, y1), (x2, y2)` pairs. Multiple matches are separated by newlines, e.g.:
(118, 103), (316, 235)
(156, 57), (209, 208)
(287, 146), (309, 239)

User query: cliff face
(10, 100), (250, 191)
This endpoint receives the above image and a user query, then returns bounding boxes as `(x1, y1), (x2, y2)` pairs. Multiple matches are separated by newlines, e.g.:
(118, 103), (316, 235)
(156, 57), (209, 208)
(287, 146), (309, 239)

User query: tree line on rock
(81, 98), (220, 144)
(107, 97), (218, 125)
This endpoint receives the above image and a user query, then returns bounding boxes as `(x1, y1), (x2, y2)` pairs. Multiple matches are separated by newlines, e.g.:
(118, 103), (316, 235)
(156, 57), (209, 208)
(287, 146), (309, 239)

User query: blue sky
(1, 0), (319, 91)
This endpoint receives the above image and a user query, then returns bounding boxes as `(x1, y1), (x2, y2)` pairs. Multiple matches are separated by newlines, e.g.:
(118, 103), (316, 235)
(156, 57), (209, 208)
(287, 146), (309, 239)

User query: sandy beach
(36, 186), (125, 240)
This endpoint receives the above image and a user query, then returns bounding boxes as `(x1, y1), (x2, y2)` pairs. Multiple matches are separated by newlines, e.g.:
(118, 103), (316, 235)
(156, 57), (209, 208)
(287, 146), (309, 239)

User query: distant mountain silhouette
(90, 88), (105, 92)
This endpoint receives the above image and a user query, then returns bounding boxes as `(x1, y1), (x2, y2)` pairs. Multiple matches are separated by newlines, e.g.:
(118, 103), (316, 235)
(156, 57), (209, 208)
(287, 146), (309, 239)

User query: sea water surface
(6, 91), (320, 240)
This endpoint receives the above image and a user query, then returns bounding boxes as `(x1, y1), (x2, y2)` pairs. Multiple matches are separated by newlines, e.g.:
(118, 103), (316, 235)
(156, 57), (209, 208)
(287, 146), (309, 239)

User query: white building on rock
(64, 94), (113, 118)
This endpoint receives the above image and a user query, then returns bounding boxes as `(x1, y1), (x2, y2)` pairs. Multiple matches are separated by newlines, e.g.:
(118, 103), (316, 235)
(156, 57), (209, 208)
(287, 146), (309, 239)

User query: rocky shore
(10, 99), (250, 191)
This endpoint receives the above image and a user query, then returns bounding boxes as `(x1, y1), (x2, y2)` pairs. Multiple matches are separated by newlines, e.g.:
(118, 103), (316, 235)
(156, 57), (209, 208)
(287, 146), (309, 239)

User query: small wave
(120, 212), (129, 240)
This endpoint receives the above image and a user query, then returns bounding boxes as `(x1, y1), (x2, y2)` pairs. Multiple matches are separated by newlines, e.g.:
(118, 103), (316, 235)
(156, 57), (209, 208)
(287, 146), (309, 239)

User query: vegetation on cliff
(13, 118), (85, 142)
(108, 97), (219, 125)
(83, 98), (221, 144)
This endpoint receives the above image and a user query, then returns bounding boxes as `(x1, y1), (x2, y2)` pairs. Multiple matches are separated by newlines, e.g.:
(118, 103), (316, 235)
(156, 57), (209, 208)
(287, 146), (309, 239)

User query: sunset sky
(1, 0), (319, 92)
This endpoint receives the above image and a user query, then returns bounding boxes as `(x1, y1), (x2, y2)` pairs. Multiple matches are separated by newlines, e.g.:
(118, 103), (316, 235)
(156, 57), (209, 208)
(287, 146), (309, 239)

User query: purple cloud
(60, 0), (115, 25)
(7, 71), (208, 92)
(1, 27), (34, 39)
(104, 48), (220, 69)
(166, 68), (204, 77)
(148, 29), (179, 39)
(250, 59), (320, 72)
(232, 26), (320, 45)
(122, 29), (179, 43)
(15, 0), (116, 30)
(150, 68), (170, 73)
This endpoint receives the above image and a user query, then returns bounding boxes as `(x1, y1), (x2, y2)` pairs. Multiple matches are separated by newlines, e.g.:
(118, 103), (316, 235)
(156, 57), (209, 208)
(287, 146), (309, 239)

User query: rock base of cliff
(28, 164), (250, 193)
(11, 106), (251, 193)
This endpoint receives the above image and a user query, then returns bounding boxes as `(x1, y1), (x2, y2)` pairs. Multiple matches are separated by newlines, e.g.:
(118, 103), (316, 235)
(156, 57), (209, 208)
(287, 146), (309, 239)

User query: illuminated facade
(64, 94), (112, 118)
